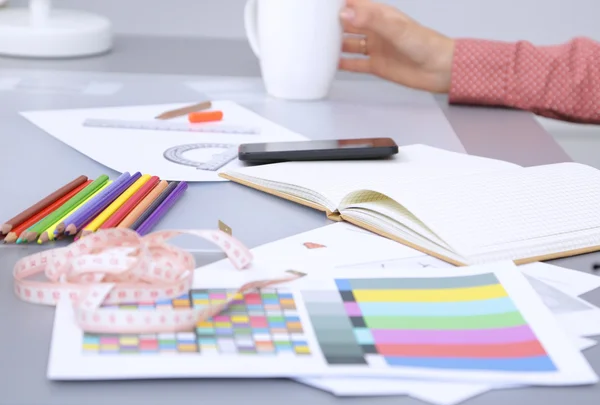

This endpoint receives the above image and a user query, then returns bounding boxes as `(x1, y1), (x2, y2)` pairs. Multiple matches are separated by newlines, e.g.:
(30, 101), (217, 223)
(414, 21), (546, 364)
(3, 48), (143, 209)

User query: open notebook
(220, 144), (600, 266)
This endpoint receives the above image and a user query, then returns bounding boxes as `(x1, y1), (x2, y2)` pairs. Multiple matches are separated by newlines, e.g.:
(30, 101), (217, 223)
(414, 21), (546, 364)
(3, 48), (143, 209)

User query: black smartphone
(238, 138), (398, 163)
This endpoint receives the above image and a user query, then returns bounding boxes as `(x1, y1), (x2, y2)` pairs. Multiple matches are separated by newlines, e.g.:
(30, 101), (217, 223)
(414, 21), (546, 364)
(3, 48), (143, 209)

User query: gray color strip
(346, 273), (499, 290)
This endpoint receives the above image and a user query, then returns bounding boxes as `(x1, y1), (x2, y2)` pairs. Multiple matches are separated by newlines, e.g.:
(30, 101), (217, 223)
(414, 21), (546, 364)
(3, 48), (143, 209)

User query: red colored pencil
(99, 176), (160, 230)
(1, 175), (88, 234)
(3, 180), (93, 243)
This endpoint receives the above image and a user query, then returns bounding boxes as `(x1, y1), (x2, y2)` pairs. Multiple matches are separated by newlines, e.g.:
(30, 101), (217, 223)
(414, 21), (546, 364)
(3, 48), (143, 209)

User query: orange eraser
(188, 110), (223, 123)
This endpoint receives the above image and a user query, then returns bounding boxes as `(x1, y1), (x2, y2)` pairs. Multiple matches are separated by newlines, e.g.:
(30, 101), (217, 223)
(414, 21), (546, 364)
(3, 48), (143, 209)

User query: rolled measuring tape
(13, 228), (298, 334)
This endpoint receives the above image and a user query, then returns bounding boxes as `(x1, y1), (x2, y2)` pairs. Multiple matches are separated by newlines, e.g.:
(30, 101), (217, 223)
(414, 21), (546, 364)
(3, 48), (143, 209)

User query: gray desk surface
(1, 36), (599, 405)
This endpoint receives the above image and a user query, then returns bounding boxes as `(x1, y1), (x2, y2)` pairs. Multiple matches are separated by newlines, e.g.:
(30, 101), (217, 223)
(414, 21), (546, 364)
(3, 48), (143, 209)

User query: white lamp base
(0, 8), (113, 58)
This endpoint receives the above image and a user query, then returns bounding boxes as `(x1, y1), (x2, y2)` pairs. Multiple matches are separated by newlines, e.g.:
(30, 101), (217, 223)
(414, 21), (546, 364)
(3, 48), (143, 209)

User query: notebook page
(223, 144), (520, 210)
(380, 162), (600, 258)
(340, 193), (452, 250)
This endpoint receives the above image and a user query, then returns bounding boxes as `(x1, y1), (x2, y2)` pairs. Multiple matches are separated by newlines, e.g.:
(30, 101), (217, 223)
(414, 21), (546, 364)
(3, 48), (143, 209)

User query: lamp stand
(0, 0), (113, 58)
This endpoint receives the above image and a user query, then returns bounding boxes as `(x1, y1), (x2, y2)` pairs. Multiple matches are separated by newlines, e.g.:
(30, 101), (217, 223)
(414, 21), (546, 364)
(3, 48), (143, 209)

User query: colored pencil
(37, 181), (112, 244)
(117, 180), (169, 229)
(135, 181), (188, 236)
(20, 175), (109, 243)
(4, 180), (92, 244)
(65, 172), (142, 236)
(1, 175), (88, 235)
(130, 181), (179, 231)
(78, 174), (152, 238)
(57, 172), (131, 236)
(99, 176), (160, 230)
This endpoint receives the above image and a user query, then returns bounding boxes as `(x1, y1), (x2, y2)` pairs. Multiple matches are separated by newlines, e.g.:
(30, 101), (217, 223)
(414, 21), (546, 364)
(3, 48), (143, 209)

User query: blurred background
(6, 0), (600, 166)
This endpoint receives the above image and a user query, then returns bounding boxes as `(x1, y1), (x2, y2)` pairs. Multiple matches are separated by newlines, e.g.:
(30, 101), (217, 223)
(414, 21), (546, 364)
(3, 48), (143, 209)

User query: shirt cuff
(448, 38), (517, 106)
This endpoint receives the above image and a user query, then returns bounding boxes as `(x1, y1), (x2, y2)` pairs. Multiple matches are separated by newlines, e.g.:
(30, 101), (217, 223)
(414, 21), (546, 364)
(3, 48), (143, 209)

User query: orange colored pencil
(117, 180), (169, 229)
(3, 180), (93, 243)
(99, 176), (160, 230)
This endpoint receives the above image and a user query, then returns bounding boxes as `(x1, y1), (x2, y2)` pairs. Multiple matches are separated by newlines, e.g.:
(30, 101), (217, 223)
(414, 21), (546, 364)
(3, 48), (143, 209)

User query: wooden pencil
(155, 101), (212, 120)
(37, 181), (112, 244)
(130, 182), (178, 231)
(136, 182), (188, 236)
(78, 174), (151, 238)
(4, 180), (92, 244)
(1, 175), (88, 235)
(117, 180), (169, 229)
(99, 176), (160, 230)
(19, 175), (109, 243)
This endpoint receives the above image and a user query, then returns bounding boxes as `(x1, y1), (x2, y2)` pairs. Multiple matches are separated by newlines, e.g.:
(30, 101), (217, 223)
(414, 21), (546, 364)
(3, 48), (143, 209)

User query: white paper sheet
(48, 262), (598, 386)
(525, 276), (600, 337)
(20, 100), (307, 182)
(520, 262), (600, 296)
(298, 336), (596, 404)
(195, 222), (429, 279)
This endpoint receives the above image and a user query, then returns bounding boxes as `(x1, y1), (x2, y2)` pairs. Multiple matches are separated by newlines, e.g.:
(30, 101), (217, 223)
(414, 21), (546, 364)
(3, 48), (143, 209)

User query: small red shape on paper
(303, 242), (326, 249)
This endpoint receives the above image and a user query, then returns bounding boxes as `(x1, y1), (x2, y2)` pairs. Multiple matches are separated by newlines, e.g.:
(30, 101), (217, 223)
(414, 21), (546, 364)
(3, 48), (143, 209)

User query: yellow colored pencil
(80, 174), (151, 236)
(37, 181), (112, 244)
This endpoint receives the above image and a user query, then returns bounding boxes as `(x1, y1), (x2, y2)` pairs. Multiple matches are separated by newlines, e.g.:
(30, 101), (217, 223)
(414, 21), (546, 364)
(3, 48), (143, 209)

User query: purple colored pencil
(63, 172), (142, 235)
(135, 181), (188, 236)
(54, 172), (131, 236)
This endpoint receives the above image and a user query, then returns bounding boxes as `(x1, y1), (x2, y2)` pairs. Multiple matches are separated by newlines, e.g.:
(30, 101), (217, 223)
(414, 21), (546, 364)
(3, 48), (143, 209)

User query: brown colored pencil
(1, 175), (88, 235)
(117, 180), (168, 229)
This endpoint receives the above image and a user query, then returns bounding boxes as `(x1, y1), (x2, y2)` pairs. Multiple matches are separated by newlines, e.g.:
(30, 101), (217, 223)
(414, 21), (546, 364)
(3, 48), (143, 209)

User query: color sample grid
(82, 288), (310, 357)
(82, 294), (196, 354)
(192, 289), (309, 355)
(304, 273), (557, 372)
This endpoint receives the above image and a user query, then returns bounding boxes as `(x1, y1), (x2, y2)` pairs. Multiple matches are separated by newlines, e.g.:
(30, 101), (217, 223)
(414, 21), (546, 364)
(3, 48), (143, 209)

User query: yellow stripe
(38, 181), (112, 243)
(84, 174), (151, 232)
(119, 336), (139, 346)
(352, 284), (507, 302)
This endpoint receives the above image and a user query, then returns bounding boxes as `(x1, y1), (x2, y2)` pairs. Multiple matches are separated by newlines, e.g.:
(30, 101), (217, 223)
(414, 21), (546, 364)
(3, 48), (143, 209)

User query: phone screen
(239, 138), (396, 153)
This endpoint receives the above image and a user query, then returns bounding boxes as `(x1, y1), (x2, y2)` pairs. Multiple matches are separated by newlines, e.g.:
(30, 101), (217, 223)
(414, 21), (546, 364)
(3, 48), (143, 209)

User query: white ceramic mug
(244, 0), (345, 100)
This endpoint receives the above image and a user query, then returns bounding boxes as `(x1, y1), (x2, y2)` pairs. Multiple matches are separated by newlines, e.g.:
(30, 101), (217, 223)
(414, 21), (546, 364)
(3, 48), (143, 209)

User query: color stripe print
(304, 273), (556, 372)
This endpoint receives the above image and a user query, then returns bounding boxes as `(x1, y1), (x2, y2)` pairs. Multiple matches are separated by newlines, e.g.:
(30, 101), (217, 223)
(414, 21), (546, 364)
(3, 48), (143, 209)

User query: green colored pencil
(20, 175), (109, 242)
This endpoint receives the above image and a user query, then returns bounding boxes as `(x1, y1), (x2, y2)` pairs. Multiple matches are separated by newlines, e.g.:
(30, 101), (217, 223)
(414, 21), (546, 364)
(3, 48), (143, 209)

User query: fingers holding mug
(342, 36), (369, 55)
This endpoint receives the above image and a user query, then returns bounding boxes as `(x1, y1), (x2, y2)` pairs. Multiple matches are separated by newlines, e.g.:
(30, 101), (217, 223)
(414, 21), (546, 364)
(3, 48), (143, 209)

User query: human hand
(339, 0), (455, 93)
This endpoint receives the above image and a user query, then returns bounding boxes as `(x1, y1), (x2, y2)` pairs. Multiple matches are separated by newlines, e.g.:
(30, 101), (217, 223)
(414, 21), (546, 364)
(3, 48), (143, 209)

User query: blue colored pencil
(135, 181), (188, 236)
(63, 172), (143, 236)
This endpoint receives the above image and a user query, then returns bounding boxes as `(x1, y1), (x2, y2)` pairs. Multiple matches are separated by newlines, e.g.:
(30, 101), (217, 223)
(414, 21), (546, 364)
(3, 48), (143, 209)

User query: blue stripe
(263, 298), (280, 305)
(385, 356), (557, 371)
(357, 297), (516, 317)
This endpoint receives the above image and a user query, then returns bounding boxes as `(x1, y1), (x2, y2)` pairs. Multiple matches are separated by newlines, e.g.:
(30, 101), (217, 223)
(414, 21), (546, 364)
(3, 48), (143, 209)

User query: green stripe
(364, 311), (526, 330)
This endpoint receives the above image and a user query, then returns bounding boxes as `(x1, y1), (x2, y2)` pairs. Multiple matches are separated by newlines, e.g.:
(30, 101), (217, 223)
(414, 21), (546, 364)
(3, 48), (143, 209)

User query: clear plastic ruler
(163, 143), (239, 171)
(83, 118), (260, 135)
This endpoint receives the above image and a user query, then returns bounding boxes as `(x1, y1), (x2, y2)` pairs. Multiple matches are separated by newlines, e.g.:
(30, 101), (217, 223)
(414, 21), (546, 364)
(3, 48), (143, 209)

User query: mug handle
(244, 0), (261, 57)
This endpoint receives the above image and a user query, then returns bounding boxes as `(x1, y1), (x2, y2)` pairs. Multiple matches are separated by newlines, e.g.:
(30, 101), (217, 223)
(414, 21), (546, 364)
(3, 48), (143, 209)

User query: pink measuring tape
(13, 228), (297, 334)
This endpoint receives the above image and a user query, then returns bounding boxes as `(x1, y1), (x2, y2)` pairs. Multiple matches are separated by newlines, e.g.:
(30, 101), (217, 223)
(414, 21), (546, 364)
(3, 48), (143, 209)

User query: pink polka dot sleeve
(448, 37), (600, 124)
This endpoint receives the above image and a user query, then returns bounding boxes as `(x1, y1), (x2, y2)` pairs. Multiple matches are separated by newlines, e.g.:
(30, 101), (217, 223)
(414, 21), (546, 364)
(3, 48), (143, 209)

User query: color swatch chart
(304, 273), (557, 372)
(82, 288), (311, 356)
